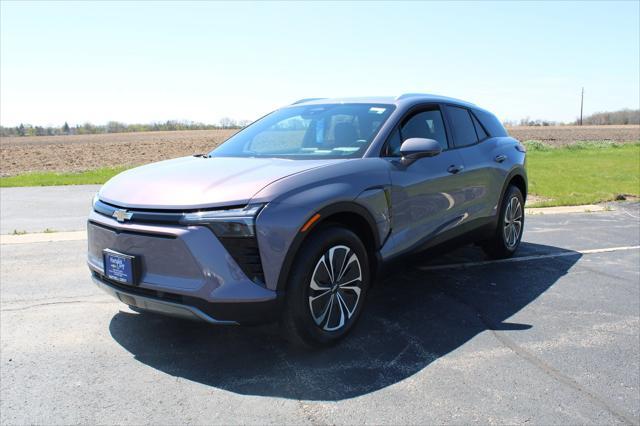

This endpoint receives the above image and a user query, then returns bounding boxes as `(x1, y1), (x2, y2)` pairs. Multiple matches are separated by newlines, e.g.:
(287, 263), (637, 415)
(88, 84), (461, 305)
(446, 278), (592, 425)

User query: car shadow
(108, 242), (581, 401)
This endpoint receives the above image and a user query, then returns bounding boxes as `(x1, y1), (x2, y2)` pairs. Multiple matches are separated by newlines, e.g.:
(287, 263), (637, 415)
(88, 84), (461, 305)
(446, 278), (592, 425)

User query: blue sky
(1, 1), (638, 126)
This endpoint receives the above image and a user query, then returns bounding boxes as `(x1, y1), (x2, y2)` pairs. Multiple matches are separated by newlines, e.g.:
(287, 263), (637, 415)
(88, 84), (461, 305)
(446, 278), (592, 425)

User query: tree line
(578, 108), (639, 125)
(0, 118), (251, 137)
(504, 108), (639, 127)
(3, 108), (638, 136)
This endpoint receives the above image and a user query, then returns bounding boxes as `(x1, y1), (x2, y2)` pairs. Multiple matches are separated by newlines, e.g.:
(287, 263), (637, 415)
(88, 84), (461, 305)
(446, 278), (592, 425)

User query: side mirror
(400, 138), (442, 160)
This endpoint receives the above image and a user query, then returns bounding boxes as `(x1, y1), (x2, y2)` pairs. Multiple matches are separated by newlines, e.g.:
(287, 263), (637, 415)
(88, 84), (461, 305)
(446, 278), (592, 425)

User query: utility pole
(579, 87), (584, 126)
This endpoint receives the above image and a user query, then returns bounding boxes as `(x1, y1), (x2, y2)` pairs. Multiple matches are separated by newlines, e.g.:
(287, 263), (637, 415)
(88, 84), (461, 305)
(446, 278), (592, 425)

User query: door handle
(447, 165), (464, 174)
(494, 154), (507, 163)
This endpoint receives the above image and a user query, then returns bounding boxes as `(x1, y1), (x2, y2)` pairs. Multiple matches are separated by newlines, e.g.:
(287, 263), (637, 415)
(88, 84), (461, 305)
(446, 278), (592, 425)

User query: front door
(383, 105), (468, 257)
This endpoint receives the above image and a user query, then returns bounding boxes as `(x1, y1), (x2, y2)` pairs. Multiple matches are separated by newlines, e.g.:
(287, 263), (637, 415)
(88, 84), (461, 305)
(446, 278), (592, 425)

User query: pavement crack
(487, 329), (638, 425)
(1, 294), (104, 305)
(445, 291), (640, 425)
(575, 263), (635, 283)
(1, 299), (114, 312)
(440, 288), (639, 425)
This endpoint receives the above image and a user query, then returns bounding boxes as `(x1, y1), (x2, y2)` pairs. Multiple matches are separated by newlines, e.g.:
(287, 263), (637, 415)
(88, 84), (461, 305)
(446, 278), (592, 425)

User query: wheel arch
(485, 168), (528, 236)
(509, 173), (527, 201)
(499, 168), (528, 207)
(276, 201), (381, 293)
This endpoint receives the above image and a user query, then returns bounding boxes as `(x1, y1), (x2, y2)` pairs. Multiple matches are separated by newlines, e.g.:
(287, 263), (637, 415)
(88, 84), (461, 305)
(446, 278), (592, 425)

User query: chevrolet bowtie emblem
(113, 209), (133, 222)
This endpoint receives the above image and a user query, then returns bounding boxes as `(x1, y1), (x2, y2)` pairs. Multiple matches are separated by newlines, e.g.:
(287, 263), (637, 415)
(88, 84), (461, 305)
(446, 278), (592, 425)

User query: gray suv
(88, 94), (527, 347)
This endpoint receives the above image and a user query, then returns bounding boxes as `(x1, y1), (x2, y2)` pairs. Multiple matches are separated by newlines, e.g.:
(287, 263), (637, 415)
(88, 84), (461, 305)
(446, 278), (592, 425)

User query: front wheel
(281, 226), (370, 348)
(482, 185), (525, 259)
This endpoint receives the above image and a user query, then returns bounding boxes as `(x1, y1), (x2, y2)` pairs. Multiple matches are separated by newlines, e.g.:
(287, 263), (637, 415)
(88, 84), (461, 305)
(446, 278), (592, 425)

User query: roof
(288, 93), (477, 109)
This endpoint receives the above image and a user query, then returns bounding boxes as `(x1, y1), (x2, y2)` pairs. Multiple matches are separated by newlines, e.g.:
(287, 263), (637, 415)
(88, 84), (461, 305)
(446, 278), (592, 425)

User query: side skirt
(376, 216), (497, 280)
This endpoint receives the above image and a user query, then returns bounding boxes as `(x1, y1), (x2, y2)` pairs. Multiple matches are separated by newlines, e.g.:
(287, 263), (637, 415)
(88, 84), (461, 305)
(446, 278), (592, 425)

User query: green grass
(0, 166), (129, 187)
(1, 143), (639, 208)
(525, 141), (640, 207)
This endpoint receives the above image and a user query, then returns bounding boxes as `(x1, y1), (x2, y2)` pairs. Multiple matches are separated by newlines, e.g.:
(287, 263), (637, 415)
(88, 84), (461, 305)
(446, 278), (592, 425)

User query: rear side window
(471, 113), (489, 140)
(473, 109), (508, 137)
(444, 105), (478, 148)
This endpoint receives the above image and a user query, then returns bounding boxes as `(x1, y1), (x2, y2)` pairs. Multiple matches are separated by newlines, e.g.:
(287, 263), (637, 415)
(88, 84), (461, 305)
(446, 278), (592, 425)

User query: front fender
(251, 158), (391, 292)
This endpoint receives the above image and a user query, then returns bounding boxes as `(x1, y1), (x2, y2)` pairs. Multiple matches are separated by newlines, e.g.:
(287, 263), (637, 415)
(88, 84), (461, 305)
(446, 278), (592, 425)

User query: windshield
(209, 103), (395, 159)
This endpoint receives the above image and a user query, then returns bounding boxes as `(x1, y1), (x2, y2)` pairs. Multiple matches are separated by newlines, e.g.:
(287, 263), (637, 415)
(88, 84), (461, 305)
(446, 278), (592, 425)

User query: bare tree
(219, 117), (237, 129)
(578, 109), (639, 125)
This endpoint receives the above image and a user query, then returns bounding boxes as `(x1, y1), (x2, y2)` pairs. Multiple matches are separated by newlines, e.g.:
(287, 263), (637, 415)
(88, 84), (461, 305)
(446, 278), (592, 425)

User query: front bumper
(92, 273), (238, 324)
(87, 210), (282, 324)
(92, 273), (282, 324)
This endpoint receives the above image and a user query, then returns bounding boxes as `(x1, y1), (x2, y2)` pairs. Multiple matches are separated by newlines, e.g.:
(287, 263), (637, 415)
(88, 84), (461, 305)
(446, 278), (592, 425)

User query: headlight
(92, 193), (112, 217)
(179, 204), (264, 238)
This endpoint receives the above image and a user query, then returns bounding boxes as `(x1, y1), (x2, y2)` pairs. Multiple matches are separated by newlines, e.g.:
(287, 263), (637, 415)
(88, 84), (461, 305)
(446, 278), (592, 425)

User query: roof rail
(395, 92), (476, 106)
(395, 93), (431, 100)
(291, 97), (326, 105)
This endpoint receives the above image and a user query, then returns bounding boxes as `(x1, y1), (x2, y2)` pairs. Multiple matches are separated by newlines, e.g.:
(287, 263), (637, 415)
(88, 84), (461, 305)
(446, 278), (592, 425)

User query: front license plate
(103, 249), (138, 285)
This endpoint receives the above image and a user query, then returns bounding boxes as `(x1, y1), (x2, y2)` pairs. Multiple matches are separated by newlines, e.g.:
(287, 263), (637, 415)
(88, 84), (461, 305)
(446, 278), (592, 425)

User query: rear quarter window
(473, 109), (508, 137)
(471, 113), (489, 140)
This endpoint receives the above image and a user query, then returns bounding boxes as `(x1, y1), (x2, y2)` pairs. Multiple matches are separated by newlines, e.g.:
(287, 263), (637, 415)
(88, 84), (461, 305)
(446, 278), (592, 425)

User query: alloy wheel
(503, 196), (523, 248)
(308, 245), (363, 332)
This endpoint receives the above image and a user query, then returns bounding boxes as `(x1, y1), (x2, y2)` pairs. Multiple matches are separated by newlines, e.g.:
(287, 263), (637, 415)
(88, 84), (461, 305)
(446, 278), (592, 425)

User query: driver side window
(384, 108), (449, 157)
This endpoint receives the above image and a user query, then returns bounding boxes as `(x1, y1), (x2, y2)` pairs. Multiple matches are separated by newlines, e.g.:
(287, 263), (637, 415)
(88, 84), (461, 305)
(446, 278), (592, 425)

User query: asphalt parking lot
(0, 187), (638, 425)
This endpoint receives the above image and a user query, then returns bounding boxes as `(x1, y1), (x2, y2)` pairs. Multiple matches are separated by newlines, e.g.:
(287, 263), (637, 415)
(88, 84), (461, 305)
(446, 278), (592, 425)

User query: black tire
(281, 225), (370, 348)
(482, 185), (525, 259)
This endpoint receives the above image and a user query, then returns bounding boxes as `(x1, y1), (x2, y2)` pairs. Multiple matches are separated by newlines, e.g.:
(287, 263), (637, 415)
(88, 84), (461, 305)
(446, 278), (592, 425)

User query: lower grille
(93, 272), (282, 324)
(219, 237), (265, 285)
(98, 273), (183, 302)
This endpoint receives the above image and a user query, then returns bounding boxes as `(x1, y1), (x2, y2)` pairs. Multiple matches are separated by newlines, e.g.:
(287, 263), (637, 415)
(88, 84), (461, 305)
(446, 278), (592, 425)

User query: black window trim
(442, 103), (494, 150)
(470, 109), (491, 142)
(379, 103), (452, 158)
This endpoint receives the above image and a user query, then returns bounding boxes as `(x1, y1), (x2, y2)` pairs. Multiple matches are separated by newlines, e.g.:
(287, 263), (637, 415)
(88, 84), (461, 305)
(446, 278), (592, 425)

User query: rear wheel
(482, 185), (525, 259)
(281, 226), (370, 348)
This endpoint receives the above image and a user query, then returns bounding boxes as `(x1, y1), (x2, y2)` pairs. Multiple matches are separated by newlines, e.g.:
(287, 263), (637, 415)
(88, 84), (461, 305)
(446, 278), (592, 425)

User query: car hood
(98, 156), (345, 209)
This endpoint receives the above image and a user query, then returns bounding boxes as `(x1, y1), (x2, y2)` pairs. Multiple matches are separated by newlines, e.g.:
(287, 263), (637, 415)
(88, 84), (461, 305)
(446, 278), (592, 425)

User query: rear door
(442, 105), (501, 223)
(383, 104), (468, 256)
